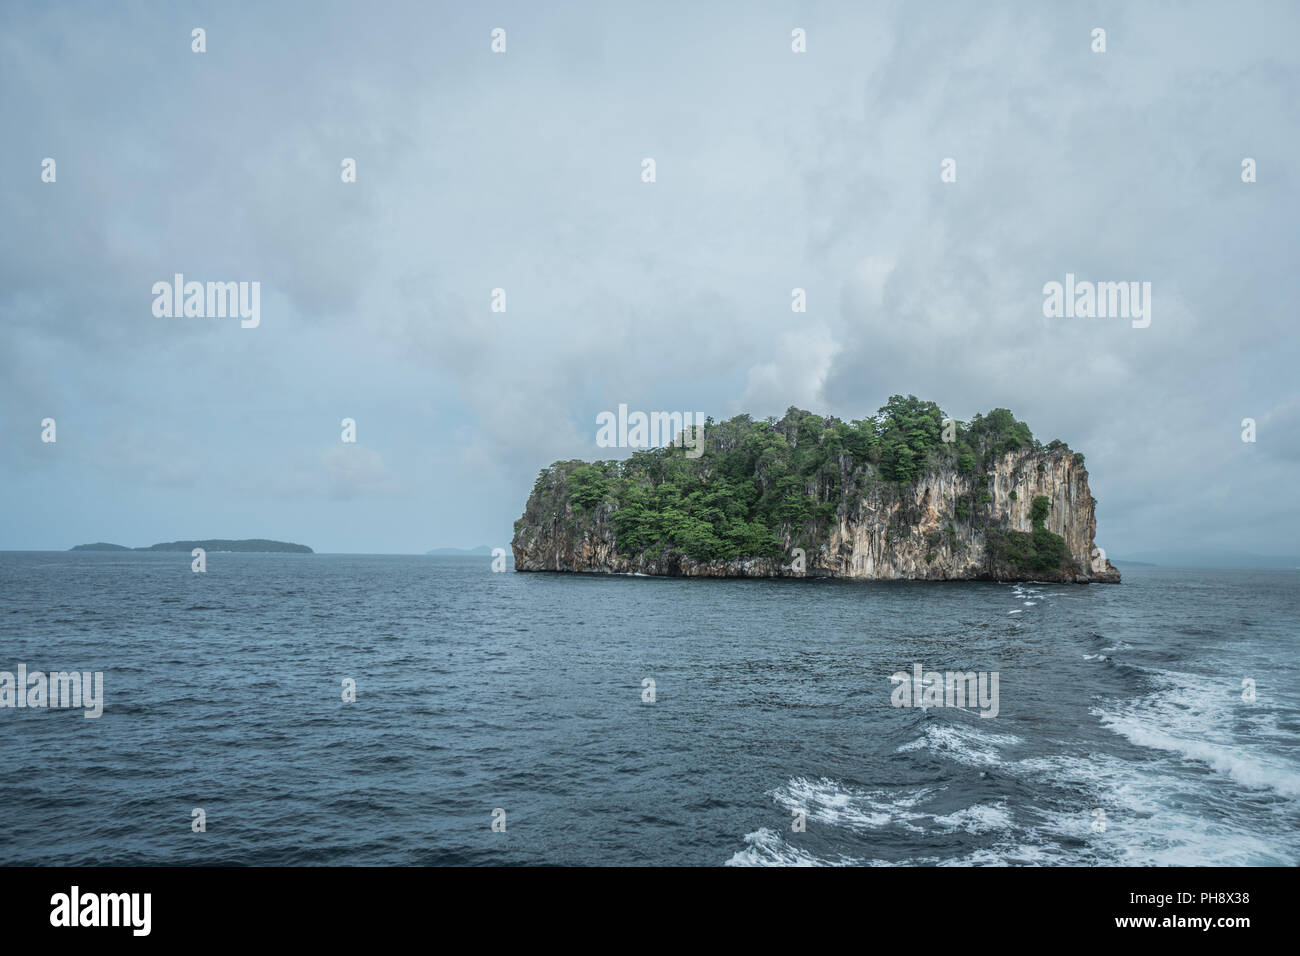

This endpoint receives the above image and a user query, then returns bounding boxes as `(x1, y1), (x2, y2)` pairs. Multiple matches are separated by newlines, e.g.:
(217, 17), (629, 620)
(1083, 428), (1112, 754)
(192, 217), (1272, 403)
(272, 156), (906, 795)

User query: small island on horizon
(71, 539), (313, 554)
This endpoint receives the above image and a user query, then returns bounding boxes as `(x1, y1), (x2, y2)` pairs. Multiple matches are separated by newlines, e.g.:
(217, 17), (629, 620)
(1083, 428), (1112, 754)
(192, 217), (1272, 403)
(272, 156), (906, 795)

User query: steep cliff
(512, 401), (1119, 583)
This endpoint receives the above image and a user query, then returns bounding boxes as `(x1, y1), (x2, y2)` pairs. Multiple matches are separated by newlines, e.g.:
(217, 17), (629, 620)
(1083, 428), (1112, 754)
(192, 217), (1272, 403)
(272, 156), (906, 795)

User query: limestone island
(512, 397), (1120, 583)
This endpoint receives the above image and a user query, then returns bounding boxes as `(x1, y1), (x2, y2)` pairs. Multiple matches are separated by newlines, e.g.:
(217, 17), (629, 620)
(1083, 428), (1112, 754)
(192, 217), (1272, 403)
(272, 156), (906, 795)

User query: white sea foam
(897, 721), (1023, 767)
(724, 827), (860, 866)
(733, 651), (1300, 866)
(734, 741), (1298, 866)
(770, 776), (932, 832)
(931, 802), (1013, 834)
(755, 775), (1014, 844)
(1013, 751), (1295, 866)
(1100, 710), (1300, 797)
(1096, 666), (1300, 798)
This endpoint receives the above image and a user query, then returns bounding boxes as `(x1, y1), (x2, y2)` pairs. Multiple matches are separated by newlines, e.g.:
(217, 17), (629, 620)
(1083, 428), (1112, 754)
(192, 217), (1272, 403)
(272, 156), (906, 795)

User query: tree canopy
(522, 397), (1062, 562)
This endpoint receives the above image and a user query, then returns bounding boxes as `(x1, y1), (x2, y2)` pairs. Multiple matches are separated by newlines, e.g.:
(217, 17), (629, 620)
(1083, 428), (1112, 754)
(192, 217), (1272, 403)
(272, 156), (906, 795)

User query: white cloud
(322, 445), (393, 500)
(739, 326), (839, 420)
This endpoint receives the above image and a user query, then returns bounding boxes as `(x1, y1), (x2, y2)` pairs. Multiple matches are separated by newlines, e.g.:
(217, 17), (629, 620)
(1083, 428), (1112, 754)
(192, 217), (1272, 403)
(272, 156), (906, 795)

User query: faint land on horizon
(70, 539), (313, 554)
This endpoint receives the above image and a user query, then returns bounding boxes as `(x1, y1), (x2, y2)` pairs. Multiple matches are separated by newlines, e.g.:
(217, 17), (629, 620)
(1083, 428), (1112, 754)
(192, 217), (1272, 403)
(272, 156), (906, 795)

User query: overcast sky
(1, 1), (1296, 556)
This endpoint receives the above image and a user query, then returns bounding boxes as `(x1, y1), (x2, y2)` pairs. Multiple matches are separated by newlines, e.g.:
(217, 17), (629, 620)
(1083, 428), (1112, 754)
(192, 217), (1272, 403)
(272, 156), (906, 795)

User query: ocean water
(0, 552), (1296, 866)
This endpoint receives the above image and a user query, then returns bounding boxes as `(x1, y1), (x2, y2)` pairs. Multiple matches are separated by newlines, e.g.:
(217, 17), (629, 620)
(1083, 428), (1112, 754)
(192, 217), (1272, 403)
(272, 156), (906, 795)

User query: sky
(1, 1), (1297, 556)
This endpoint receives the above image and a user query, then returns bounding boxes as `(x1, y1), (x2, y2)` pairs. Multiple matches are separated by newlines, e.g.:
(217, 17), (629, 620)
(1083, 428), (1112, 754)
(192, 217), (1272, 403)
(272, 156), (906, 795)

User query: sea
(1, 552), (1296, 866)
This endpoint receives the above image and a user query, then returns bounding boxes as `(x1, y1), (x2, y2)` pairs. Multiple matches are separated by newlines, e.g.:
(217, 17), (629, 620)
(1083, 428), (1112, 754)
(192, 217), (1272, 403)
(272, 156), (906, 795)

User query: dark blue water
(1, 552), (1296, 865)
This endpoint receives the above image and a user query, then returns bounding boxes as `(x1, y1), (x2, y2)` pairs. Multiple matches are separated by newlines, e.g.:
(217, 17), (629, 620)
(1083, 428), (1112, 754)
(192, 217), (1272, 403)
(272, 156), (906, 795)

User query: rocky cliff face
(512, 413), (1120, 584)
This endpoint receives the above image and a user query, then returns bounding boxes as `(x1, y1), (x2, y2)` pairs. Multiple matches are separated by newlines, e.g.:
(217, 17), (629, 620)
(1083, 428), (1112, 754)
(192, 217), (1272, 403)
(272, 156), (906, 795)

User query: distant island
(71, 539), (313, 553)
(426, 546), (494, 555)
(1112, 550), (1300, 570)
(513, 396), (1119, 583)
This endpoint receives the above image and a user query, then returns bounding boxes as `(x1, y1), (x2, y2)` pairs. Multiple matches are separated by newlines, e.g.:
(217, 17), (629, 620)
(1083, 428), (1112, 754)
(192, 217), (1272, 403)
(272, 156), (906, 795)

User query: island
(71, 539), (313, 553)
(511, 396), (1120, 583)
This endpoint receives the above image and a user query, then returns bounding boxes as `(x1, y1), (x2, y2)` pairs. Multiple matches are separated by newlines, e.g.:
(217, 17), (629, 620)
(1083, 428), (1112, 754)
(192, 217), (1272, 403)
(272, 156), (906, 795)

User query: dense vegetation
(521, 396), (1078, 565)
(985, 495), (1071, 574)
